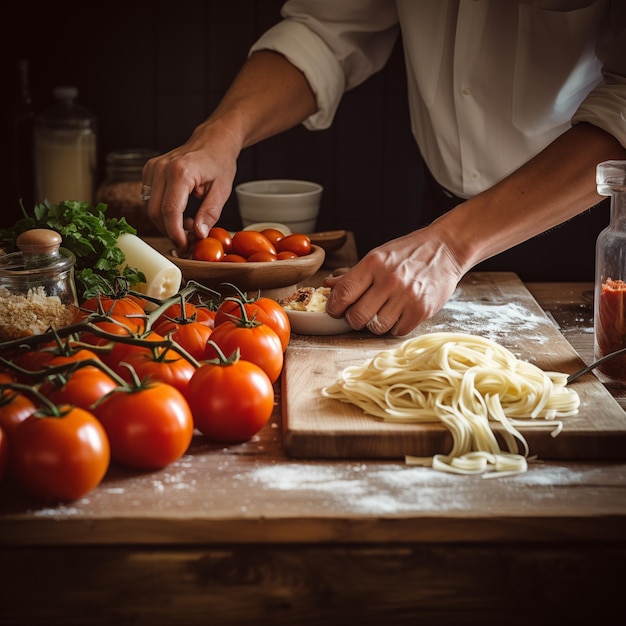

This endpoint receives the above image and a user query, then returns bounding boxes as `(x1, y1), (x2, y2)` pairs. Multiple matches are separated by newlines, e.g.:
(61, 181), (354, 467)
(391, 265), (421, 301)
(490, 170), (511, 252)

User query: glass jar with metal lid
(96, 148), (160, 236)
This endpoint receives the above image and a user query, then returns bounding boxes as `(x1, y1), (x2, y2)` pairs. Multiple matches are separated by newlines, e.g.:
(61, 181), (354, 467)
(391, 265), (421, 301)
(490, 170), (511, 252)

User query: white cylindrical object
(116, 233), (182, 300)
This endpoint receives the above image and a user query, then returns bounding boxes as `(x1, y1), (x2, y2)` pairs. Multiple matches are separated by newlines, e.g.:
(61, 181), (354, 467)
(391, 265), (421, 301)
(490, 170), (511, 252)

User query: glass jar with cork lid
(96, 149), (160, 236)
(0, 228), (78, 342)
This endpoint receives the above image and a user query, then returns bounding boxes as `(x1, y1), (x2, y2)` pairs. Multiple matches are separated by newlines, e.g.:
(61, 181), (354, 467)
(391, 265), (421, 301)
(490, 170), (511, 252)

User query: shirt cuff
(572, 75), (626, 150)
(249, 20), (346, 130)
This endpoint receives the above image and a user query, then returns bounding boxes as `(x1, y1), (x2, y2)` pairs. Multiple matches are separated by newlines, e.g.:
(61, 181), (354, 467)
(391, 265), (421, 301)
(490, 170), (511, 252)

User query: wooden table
(1, 236), (625, 626)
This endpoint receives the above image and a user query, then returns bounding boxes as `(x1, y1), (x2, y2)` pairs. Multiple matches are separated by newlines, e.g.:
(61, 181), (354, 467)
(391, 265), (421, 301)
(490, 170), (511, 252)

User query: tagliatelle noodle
(321, 332), (580, 477)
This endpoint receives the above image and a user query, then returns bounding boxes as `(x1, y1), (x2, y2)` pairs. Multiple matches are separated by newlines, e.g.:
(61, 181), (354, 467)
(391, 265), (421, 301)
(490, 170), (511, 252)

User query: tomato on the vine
(231, 230), (277, 259)
(192, 237), (225, 262)
(11, 406), (110, 502)
(205, 319), (284, 383)
(93, 381), (194, 470)
(103, 329), (166, 370)
(214, 294), (291, 352)
(0, 387), (37, 438)
(115, 345), (197, 395)
(39, 365), (119, 412)
(155, 319), (213, 361)
(187, 351), (274, 443)
(276, 233), (312, 256)
(80, 292), (146, 318)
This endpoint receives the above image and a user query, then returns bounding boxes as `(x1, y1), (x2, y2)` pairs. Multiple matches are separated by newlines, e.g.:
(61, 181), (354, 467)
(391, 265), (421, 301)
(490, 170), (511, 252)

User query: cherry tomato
(247, 251), (277, 262)
(187, 356), (274, 443)
(192, 237), (225, 262)
(0, 387), (37, 438)
(276, 233), (312, 256)
(260, 228), (286, 246)
(116, 345), (197, 395)
(205, 320), (284, 383)
(231, 230), (277, 259)
(277, 250), (299, 260)
(208, 226), (233, 254)
(93, 381), (194, 470)
(214, 295), (291, 352)
(223, 253), (247, 263)
(11, 406), (110, 502)
(155, 319), (213, 361)
(39, 366), (119, 411)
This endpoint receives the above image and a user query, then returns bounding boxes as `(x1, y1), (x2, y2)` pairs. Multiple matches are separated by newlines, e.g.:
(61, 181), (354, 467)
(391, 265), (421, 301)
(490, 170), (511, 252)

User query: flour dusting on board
(431, 289), (553, 344)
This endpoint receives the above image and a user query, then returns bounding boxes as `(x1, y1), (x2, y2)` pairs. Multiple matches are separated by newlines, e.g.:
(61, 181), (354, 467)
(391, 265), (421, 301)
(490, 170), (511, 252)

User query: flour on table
(432, 293), (552, 344)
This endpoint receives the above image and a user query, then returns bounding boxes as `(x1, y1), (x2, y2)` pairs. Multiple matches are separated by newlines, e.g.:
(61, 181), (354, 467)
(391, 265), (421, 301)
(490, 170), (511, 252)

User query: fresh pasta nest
(321, 332), (580, 477)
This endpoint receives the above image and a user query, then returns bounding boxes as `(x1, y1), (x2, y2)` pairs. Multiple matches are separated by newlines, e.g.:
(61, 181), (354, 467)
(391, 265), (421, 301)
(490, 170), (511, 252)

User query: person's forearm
(431, 122), (626, 273)
(195, 50), (318, 150)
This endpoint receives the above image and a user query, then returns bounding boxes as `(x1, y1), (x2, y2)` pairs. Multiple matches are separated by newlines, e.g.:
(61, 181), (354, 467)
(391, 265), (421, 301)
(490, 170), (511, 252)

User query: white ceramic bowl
(284, 309), (352, 336)
(235, 179), (323, 234)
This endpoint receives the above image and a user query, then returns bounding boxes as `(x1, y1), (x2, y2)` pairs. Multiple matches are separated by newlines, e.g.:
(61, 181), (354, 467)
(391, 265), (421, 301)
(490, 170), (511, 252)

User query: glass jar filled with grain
(96, 148), (160, 236)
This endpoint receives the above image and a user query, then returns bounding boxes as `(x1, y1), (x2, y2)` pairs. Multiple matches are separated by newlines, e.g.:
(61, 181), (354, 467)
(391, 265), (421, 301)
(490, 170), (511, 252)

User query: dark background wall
(1, 0), (424, 259)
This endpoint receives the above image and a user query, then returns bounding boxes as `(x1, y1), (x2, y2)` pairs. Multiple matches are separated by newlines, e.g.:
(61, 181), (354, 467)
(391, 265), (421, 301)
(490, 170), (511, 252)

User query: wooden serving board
(282, 272), (626, 460)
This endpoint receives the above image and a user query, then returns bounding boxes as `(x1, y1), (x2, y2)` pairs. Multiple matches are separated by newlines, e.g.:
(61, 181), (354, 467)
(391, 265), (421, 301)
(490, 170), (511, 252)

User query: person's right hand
(142, 120), (241, 251)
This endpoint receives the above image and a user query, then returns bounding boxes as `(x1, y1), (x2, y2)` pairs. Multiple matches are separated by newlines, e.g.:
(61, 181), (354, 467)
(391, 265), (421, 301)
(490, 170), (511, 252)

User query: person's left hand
(324, 227), (464, 336)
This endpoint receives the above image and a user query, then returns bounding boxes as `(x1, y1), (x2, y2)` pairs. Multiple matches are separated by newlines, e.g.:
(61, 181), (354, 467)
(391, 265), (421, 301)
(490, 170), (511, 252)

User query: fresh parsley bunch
(0, 200), (146, 300)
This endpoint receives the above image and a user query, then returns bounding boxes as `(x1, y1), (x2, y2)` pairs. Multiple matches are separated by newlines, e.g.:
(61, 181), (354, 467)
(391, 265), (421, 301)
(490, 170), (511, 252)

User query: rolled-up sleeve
(249, 0), (400, 130)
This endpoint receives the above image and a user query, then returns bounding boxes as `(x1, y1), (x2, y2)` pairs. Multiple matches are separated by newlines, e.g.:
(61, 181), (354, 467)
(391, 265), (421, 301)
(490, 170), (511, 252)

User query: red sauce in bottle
(596, 278), (626, 379)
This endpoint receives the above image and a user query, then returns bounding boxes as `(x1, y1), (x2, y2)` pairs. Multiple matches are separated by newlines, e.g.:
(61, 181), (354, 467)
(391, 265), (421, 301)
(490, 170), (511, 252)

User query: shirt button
(462, 87), (471, 96)
(471, 171), (479, 179)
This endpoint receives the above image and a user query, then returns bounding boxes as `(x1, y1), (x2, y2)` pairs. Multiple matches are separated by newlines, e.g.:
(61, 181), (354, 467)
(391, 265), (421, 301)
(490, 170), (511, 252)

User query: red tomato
(277, 250), (298, 260)
(80, 293), (146, 318)
(192, 237), (225, 262)
(11, 406), (110, 502)
(205, 321), (284, 383)
(116, 345), (197, 395)
(187, 357), (274, 443)
(78, 313), (143, 347)
(104, 329), (166, 370)
(231, 230), (277, 258)
(214, 295), (291, 352)
(48, 347), (101, 367)
(222, 253), (247, 263)
(0, 388), (37, 438)
(39, 366), (119, 411)
(154, 300), (216, 329)
(275, 233), (312, 256)
(93, 382), (194, 470)
(155, 319), (213, 361)
(247, 251), (277, 262)
(260, 228), (286, 246)
(208, 226), (233, 254)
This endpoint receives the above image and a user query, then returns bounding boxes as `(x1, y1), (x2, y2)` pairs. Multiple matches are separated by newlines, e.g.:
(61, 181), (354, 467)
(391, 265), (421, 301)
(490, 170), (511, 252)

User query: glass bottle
(96, 148), (160, 236)
(593, 160), (626, 383)
(34, 86), (97, 205)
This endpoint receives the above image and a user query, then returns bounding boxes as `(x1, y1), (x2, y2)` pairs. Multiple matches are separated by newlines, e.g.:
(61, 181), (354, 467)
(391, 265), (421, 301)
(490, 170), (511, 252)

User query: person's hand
(141, 121), (241, 251)
(324, 227), (464, 336)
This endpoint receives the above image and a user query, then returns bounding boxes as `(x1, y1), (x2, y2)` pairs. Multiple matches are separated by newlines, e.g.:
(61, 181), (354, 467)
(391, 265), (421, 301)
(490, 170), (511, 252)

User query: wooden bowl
(308, 230), (348, 254)
(164, 245), (326, 293)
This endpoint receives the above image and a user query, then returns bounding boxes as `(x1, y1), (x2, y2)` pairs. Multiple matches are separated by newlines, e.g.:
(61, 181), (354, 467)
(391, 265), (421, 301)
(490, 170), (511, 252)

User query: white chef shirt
(250, 0), (626, 199)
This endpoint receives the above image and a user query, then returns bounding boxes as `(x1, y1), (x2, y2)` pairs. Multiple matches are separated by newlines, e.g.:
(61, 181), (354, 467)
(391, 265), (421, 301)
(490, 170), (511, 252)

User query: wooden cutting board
(282, 272), (626, 460)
